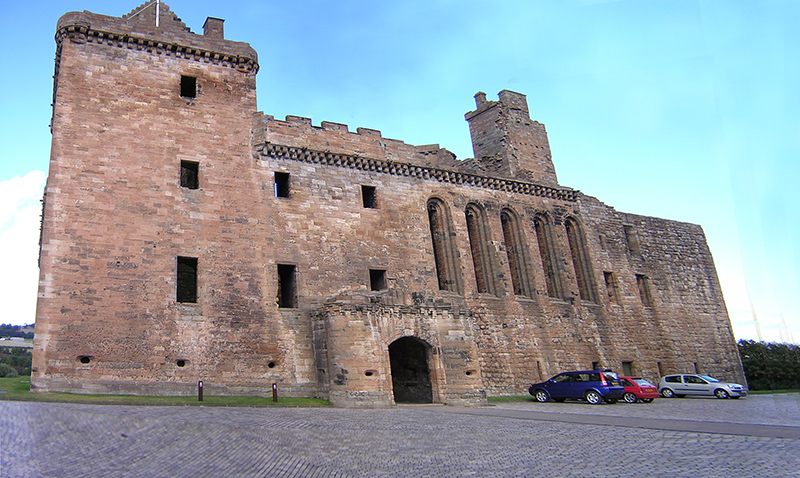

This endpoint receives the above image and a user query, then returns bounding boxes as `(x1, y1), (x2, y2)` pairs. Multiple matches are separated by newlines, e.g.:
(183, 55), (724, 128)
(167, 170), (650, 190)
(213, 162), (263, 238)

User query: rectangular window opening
(657, 362), (664, 377)
(369, 269), (387, 291)
(277, 264), (297, 308)
(622, 361), (633, 376)
(275, 172), (290, 198)
(181, 75), (197, 98)
(177, 256), (198, 303)
(361, 185), (376, 208)
(591, 361), (600, 371)
(180, 160), (199, 189)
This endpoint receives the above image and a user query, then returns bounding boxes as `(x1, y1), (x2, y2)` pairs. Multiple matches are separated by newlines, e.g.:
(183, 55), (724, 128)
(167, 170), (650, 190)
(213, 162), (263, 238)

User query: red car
(619, 376), (658, 403)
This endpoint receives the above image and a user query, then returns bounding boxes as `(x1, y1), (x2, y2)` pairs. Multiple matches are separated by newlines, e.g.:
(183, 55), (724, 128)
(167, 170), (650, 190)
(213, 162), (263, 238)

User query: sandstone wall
(32, 4), (744, 404)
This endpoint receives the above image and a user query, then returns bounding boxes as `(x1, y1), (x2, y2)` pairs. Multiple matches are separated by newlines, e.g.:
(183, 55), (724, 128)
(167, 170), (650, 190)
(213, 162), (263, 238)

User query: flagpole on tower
(156, 0), (160, 27)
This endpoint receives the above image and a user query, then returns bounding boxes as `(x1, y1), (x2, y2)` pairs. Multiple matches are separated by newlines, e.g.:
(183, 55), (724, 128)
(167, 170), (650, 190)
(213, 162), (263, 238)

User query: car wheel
(714, 389), (730, 399)
(605, 398), (619, 404)
(623, 392), (638, 403)
(534, 390), (550, 403)
(641, 398), (654, 403)
(660, 388), (675, 398)
(585, 390), (602, 405)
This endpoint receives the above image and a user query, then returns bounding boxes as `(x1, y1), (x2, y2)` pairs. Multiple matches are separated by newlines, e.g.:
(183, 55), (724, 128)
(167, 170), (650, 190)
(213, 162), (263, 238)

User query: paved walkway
(2, 394), (799, 477)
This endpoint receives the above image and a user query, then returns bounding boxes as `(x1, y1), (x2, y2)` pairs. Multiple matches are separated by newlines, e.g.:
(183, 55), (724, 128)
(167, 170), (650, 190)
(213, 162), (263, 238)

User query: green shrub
(0, 363), (18, 378)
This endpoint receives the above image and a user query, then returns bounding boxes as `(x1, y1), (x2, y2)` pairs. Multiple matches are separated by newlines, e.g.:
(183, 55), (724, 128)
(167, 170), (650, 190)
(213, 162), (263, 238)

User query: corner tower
(465, 90), (558, 186)
(33, 3), (264, 394)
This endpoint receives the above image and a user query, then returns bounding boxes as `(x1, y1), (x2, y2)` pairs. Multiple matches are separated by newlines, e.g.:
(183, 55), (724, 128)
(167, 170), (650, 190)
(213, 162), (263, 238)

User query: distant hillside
(0, 324), (34, 340)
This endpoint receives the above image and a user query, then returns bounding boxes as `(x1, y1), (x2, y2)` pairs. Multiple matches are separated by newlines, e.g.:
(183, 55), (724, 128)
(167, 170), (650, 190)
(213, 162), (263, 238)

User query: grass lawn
(487, 395), (533, 403)
(0, 377), (330, 407)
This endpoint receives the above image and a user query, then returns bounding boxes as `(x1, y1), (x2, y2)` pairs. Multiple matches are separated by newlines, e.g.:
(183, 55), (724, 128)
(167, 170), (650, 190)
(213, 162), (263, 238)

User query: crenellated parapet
(54, 11), (258, 74)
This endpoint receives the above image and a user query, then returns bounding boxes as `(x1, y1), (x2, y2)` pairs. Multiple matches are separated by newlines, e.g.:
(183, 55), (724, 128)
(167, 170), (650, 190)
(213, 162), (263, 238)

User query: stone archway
(389, 337), (433, 404)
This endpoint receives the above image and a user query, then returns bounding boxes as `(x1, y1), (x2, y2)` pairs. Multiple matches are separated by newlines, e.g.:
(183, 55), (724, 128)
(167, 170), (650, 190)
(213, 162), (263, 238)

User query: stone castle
(31, 2), (745, 407)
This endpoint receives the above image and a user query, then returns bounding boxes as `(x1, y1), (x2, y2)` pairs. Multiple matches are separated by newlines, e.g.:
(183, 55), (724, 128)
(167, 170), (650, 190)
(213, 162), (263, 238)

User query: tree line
(738, 339), (800, 390)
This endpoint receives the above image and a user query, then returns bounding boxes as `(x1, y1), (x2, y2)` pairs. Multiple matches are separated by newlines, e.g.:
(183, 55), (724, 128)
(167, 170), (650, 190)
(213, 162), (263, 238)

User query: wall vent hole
(364, 370), (376, 377)
(79, 356), (91, 364)
(268, 361), (276, 368)
(176, 360), (186, 367)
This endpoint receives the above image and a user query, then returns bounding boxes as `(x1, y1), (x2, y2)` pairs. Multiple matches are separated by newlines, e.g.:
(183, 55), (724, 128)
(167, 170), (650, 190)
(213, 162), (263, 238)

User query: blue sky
(0, 0), (797, 344)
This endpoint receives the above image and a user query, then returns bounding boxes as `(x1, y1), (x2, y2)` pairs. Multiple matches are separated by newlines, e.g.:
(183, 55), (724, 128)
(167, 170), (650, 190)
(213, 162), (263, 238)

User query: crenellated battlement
(252, 112), (459, 169)
(55, 7), (258, 73)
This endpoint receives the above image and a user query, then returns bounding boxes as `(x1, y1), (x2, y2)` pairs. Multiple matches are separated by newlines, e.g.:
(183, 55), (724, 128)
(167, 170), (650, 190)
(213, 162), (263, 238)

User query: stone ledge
(257, 142), (578, 202)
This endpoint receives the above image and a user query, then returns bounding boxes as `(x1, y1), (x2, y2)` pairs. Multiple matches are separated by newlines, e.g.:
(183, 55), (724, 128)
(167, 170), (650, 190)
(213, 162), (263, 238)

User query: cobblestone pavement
(2, 394), (799, 478)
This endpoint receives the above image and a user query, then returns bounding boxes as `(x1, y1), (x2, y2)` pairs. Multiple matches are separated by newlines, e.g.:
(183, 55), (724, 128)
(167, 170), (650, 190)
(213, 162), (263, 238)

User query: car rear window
(634, 379), (654, 387)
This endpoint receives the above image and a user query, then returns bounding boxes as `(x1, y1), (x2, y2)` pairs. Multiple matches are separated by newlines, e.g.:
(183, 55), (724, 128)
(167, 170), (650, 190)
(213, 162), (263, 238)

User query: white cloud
(0, 171), (46, 326)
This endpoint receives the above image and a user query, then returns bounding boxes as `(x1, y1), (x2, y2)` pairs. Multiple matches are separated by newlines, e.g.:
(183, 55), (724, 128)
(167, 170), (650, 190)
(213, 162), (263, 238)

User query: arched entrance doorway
(389, 337), (433, 404)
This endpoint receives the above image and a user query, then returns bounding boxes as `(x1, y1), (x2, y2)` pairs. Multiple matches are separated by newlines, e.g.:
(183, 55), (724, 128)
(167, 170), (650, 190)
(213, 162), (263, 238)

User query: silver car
(658, 374), (747, 399)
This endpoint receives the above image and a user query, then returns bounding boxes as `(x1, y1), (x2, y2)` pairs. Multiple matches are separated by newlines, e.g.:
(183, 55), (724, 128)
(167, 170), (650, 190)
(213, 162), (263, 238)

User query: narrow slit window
(277, 264), (297, 308)
(180, 75), (197, 98)
(275, 172), (290, 198)
(624, 224), (641, 256)
(361, 185), (376, 208)
(177, 256), (198, 303)
(369, 269), (387, 291)
(180, 160), (199, 189)
(603, 271), (619, 305)
(636, 274), (653, 307)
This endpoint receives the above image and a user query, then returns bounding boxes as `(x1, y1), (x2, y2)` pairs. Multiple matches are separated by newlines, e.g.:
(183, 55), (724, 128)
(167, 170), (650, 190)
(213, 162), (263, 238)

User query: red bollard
(272, 382), (278, 402)
(198, 380), (203, 402)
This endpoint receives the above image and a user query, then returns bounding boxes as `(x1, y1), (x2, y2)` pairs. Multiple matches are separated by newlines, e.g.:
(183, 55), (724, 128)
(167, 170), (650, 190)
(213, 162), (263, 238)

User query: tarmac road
(1, 393), (799, 477)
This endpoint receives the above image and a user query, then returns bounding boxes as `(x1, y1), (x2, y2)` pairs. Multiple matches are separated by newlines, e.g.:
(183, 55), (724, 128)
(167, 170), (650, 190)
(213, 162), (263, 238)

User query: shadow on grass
(0, 377), (330, 407)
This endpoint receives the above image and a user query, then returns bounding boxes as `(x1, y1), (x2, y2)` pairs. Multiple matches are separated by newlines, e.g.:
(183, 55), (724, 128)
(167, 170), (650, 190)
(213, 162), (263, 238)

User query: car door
(683, 375), (712, 395)
(670, 375), (690, 395)
(548, 373), (573, 398)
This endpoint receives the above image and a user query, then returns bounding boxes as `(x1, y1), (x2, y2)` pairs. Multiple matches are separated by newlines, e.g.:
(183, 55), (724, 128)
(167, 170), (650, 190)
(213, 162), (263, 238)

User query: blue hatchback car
(528, 370), (625, 405)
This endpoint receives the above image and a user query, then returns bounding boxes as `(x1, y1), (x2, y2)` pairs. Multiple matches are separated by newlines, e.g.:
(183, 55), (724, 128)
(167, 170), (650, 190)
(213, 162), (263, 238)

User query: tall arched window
(500, 208), (534, 297)
(427, 198), (462, 294)
(534, 214), (563, 299)
(465, 204), (497, 295)
(565, 217), (597, 303)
